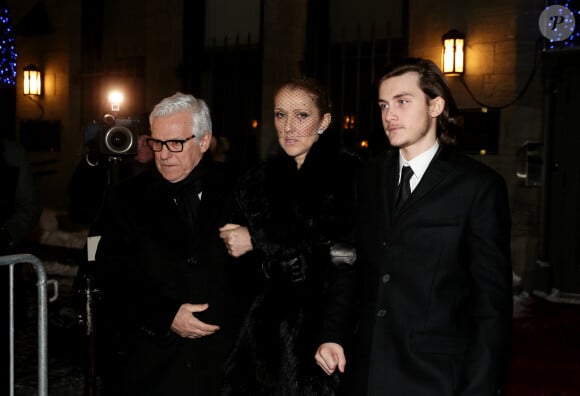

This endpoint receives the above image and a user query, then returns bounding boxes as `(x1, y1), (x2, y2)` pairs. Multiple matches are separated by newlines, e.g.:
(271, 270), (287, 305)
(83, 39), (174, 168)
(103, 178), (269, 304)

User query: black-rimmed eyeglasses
(146, 135), (196, 153)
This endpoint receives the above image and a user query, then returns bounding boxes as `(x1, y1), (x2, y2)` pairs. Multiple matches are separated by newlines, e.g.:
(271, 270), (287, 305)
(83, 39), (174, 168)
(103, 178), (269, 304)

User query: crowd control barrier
(1, 253), (57, 396)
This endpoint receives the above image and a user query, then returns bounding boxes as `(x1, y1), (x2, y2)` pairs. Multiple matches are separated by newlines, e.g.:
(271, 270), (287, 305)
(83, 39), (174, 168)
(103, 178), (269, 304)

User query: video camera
(96, 113), (149, 156)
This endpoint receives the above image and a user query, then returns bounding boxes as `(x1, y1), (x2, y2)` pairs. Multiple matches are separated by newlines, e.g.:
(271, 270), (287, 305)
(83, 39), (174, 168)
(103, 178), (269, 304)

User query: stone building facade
(6, 0), (579, 296)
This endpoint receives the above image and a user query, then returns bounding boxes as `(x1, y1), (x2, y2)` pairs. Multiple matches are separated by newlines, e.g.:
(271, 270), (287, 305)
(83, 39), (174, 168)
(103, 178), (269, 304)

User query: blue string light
(0, 6), (17, 87)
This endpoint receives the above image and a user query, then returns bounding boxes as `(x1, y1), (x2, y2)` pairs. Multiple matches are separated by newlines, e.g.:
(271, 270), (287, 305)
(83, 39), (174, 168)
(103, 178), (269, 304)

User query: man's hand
(219, 223), (253, 257)
(170, 303), (220, 339)
(315, 342), (346, 375)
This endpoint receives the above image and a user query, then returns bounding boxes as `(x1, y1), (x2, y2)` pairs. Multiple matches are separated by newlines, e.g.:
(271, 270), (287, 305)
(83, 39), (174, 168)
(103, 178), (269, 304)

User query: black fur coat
(222, 137), (360, 396)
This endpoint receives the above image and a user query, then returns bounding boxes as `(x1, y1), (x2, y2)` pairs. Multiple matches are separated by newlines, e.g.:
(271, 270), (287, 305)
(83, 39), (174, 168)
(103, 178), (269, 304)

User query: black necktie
(394, 165), (413, 214)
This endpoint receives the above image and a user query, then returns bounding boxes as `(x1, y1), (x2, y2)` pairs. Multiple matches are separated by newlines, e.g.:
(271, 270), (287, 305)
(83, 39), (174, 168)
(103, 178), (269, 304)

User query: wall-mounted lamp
(23, 64), (42, 96)
(442, 30), (465, 76)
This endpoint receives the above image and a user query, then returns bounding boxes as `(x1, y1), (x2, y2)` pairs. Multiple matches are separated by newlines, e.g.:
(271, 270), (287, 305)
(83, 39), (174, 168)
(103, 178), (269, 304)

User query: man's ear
(199, 133), (212, 153)
(429, 97), (445, 118)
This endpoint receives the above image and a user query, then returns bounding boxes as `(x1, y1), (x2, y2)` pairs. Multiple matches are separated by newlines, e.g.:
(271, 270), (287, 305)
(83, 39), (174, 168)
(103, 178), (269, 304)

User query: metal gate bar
(1, 253), (48, 396)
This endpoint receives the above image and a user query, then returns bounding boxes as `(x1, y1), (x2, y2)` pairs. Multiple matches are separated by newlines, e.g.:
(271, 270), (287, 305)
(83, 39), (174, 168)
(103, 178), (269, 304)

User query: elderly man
(95, 93), (247, 395)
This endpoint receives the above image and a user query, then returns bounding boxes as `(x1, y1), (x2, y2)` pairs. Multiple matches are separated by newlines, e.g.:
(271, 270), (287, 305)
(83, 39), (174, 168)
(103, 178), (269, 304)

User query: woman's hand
(219, 223), (253, 257)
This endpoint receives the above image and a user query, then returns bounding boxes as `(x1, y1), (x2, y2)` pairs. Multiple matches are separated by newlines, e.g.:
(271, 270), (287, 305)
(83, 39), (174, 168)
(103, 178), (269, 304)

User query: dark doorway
(538, 49), (580, 296)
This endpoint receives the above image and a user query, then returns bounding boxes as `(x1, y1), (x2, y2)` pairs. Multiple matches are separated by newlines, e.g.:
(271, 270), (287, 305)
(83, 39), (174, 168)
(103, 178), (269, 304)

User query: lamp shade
(442, 30), (465, 75)
(23, 64), (42, 95)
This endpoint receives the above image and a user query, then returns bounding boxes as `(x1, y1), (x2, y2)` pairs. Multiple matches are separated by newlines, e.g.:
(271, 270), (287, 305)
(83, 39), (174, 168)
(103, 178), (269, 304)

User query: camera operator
(67, 115), (155, 394)
(68, 117), (154, 229)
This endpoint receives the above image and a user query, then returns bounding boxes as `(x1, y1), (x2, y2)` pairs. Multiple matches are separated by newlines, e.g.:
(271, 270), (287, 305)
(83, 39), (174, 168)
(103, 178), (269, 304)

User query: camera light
(108, 91), (124, 112)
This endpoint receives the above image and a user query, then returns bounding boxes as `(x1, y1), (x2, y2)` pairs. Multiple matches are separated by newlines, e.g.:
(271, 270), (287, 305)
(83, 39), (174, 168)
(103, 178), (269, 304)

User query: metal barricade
(1, 253), (52, 396)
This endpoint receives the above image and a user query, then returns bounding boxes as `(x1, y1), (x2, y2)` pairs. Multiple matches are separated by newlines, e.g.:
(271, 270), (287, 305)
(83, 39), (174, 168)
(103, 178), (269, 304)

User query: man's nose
(159, 144), (172, 159)
(383, 108), (397, 122)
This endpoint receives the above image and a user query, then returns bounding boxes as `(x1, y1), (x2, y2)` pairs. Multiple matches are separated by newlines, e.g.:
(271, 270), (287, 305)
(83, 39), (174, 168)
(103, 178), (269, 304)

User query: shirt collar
(398, 140), (439, 182)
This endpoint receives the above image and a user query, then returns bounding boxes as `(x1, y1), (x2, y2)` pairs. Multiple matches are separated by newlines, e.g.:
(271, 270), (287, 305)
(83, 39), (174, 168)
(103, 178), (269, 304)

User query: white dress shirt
(398, 140), (440, 193)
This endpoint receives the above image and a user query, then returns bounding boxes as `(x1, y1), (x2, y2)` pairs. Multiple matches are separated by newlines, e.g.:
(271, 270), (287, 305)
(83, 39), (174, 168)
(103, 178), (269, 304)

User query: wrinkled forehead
(150, 111), (194, 139)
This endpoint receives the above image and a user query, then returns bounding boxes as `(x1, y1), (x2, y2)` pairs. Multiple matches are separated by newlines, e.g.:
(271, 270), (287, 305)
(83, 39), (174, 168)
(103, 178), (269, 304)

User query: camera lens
(111, 131), (128, 148)
(104, 126), (134, 154)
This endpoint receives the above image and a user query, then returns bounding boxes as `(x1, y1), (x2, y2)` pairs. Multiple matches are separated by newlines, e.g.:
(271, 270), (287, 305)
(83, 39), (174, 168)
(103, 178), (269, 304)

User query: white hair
(149, 92), (212, 141)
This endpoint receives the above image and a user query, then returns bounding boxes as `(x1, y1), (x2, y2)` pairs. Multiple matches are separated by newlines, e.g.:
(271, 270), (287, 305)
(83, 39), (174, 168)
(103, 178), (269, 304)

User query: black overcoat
(222, 139), (360, 395)
(348, 146), (513, 396)
(95, 159), (249, 395)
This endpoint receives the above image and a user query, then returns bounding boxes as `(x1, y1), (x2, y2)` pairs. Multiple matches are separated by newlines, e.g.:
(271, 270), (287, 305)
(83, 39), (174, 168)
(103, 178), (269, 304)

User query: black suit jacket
(349, 146), (512, 396)
(95, 159), (250, 395)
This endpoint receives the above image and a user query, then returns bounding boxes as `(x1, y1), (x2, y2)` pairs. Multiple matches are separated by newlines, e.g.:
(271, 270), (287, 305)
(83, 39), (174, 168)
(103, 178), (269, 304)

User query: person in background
(344, 57), (512, 395)
(0, 138), (42, 395)
(68, 122), (156, 361)
(95, 93), (248, 395)
(68, 121), (154, 228)
(219, 77), (360, 395)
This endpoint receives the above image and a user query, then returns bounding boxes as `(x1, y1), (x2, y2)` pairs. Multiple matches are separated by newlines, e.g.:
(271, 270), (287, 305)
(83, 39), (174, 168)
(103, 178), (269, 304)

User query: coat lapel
(396, 146), (454, 217)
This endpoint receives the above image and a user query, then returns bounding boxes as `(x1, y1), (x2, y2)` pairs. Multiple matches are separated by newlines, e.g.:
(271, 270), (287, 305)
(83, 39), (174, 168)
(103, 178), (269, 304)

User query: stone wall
(408, 0), (546, 281)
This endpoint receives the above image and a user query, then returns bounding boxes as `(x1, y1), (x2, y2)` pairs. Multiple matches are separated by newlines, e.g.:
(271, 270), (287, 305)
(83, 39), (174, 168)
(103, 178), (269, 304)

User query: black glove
(263, 254), (308, 283)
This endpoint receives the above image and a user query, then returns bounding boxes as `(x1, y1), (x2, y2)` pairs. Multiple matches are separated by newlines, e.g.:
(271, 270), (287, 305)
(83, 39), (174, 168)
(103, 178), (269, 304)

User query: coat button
(382, 273), (391, 283)
(377, 309), (387, 317)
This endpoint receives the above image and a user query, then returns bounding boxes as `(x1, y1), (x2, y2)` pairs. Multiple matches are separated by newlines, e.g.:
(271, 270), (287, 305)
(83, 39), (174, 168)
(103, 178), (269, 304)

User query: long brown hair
(379, 58), (458, 145)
